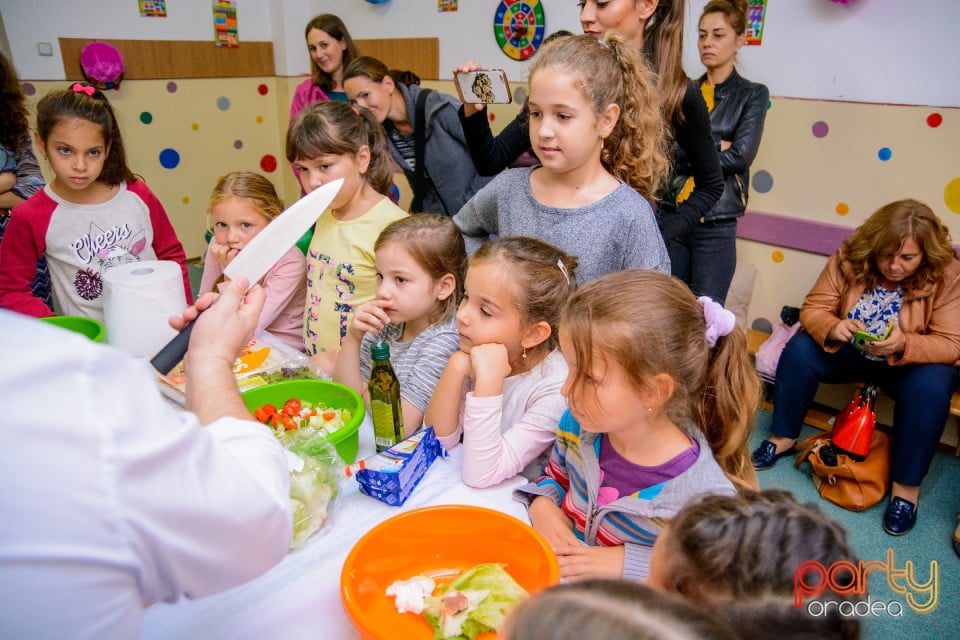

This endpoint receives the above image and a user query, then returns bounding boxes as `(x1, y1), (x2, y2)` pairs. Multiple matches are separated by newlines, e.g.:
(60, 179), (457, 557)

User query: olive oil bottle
(368, 343), (404, 452)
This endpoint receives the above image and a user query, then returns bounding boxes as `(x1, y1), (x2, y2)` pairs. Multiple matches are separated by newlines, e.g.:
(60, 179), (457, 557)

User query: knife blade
(150, 178), (343, 375)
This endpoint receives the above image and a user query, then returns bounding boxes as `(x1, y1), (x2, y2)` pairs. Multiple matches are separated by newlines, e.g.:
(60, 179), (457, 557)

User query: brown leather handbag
(794, 429), (890, 511)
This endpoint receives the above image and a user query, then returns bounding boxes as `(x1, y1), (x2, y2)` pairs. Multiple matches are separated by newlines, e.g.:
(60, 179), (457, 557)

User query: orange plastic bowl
(341, 505), (559, 640)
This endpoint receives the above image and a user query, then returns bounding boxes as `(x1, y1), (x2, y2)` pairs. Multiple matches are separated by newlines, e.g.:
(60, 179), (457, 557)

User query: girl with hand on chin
(425, 237), (578, 488)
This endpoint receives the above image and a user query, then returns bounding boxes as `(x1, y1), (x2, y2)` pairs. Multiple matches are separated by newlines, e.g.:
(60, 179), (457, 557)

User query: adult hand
(553, 544), (626, 582)
(865, 323), (906, 357)
(177, 277), (264, 369)
(469, 343), (511, 396)
(719, 139), (732, 152)
(528, 496), (580, 548)
(347, 299), (393, 341)
(828, 318), (866, 343)
(208, 241), (239, 270)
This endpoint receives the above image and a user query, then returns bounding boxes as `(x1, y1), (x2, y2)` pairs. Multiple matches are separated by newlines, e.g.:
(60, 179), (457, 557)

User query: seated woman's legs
(885, 364), (959, 502)
(756, 332), (880, 467)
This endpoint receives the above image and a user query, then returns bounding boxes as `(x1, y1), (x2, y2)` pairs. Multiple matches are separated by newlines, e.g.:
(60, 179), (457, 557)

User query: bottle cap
(371, 342), (390, 361)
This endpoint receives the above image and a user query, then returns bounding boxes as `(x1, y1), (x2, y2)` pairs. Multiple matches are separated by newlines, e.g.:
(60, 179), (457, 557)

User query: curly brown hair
(528, 33), (668, 201)
(841, 199), (956, 293)
(0, 52), (31, 151)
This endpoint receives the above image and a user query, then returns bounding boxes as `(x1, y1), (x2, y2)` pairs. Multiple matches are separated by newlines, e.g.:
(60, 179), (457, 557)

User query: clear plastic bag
(285, 438), (343, 549)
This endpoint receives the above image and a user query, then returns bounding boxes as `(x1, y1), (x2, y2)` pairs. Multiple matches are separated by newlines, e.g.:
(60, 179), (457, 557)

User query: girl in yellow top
(286, 101), (407, 374)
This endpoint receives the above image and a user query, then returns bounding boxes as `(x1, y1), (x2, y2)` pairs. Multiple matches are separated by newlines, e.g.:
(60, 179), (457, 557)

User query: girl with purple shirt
(515, 270), (760, 580)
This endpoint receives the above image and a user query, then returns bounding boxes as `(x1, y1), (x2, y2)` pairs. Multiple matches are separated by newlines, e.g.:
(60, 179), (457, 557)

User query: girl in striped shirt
(333, 214), (466, 431)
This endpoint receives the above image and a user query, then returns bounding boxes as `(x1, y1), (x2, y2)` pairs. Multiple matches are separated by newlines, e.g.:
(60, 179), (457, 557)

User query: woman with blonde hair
(752, 199), (960, 536)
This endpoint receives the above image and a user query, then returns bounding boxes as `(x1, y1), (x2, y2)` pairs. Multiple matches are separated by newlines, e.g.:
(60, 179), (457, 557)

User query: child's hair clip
(71, 83), (96, 97)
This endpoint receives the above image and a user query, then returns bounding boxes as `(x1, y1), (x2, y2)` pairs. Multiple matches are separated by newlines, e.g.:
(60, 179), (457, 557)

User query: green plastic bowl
(242, 379), (365, 464)
(40, 315), (106, 343)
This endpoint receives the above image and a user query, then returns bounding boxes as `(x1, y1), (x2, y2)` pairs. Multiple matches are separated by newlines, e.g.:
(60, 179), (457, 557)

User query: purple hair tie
(698, 296), (736, 348)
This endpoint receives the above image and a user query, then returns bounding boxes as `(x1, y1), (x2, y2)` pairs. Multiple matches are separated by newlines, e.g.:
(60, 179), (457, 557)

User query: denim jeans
(667, 218), (737, 304)
(771, 331), (959, 486)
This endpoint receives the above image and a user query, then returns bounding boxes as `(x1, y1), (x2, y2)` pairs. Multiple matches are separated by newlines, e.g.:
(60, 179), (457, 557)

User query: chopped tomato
(282, 398), (302, 416)
(261, 403), (278, 416)
(253, 407), (272, 424)
(322, 411), (337, 421)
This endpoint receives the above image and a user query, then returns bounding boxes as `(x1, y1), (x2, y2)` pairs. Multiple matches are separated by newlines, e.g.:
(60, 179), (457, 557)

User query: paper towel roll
(102, 260), (187, 358)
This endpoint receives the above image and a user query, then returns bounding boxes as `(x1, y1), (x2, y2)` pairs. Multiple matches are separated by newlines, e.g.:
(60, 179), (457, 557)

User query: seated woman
(751, 199), (960, 536)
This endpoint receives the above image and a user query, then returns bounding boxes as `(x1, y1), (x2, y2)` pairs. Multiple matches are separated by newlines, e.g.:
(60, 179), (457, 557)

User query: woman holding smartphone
(751, 199), (960, 537)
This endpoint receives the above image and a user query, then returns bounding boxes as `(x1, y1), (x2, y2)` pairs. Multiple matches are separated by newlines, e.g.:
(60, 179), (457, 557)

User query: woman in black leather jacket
(669, 0), (769, 303)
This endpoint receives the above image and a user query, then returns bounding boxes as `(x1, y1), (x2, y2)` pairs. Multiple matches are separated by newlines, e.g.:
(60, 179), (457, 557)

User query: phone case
(454, 69), (512, 104)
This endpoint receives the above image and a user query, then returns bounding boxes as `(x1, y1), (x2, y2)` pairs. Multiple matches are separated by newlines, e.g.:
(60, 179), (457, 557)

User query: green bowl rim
(241, 379), (365, 444)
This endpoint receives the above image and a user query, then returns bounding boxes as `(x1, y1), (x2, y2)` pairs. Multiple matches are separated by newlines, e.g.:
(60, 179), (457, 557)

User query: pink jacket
(800, 251), (960, 366)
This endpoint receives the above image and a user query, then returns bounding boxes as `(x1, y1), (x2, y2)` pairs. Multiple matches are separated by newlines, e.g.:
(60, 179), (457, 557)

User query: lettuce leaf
(421, 564), (528, 640)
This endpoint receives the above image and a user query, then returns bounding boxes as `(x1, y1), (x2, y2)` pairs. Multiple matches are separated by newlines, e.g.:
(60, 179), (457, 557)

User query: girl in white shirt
(425, 236), (578, 488)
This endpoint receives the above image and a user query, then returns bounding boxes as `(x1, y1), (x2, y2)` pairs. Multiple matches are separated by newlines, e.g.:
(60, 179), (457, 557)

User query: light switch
(37, 42), (53, 56)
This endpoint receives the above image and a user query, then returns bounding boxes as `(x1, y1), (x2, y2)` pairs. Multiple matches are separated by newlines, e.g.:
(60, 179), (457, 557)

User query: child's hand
(208, 241), (239, 270)
(469, 343), (511, 396)
(552, 544), (626, 582)
(348, 299), (393, 341)
(528, 496), (579, 549)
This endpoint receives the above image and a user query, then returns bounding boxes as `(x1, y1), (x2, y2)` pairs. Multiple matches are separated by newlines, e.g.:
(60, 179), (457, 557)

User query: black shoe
(882, 497), (918, 536)
(751, 440), (794, 470)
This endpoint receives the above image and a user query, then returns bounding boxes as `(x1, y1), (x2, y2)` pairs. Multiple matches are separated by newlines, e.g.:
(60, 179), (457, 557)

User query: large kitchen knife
(150, 178), (343, 375)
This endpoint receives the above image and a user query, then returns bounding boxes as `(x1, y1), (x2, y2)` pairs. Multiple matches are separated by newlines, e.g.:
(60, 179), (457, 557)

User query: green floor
(751, 410), (959, 638)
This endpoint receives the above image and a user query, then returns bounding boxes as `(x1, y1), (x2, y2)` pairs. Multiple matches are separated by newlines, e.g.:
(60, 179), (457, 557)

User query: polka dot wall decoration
(752, 170), (774, 194)
(260, 155), (278, 173)
(217, 96), (230, 111)
(835, 202), (849, 216)
(256, 116), (264, 124)
(877, 147), (892, 161)
(139, 112), (153, 124)
(191, 123), (200, 131)
(927, 113), (942, 128)
(181, 196), (190, 205)
(21, 82), (36, 96)
(811, 121), (829, 138)
(234, 139), (243, 150)
(258, 84), (269, 96)
(771, 250), (784, 263)
(166, 82), (178, 93)
(944, 177), (960, 215)
(159, 148), (180, 169)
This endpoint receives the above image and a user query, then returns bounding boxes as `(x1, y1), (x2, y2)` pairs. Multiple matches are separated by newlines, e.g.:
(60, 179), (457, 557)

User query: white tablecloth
(141, 416), (530, 639)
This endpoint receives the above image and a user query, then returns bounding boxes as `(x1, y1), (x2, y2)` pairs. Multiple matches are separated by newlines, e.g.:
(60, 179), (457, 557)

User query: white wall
(1, 0), (958, 106)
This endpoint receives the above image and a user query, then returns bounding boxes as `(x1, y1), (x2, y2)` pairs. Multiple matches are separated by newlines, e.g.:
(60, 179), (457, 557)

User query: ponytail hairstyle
(0, 51), (30, 152)
(528, 33), (668, 201)
(470, 237), (578, 358)
(35, 81), (135, 185)
(304, 14), (358, 93)
(701, 0), (749, 35)
(655, 490), (860, 640)
(374, 213), (467, 325)
(561, 270), (759, 489)
(285, 100), (393, 196)
(644, 0), (688, 124)
(206, 171), (284, 231)
(343, 55), (421, 91)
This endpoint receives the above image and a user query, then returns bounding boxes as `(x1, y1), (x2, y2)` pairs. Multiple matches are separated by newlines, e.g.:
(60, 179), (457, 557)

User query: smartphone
(454, 69), (513, 104)
(853, 325), (892, 348)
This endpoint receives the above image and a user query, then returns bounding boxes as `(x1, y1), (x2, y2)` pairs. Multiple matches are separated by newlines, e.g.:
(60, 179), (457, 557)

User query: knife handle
(150, 314), (199, 375)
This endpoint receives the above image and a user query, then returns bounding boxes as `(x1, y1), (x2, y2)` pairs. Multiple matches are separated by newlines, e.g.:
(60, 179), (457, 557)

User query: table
(141, 416), (530, 639)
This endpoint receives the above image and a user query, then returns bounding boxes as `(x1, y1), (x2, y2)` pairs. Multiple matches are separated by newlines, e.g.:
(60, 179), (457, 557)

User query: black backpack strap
(410, 88), (432, 213)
